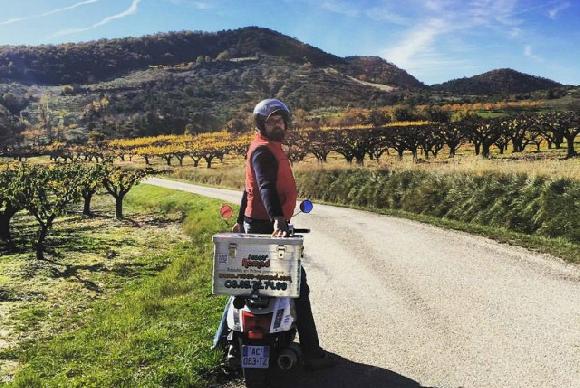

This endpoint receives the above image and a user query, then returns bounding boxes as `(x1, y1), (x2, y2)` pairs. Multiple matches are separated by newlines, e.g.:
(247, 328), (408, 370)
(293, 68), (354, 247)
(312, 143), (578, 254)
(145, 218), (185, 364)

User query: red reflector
(241, 311), (272, 338)
(248, 330), (265, 340)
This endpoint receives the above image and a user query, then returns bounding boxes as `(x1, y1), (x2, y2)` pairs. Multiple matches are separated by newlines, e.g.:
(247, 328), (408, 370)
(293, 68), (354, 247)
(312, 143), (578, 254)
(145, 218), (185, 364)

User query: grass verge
(5, 184), (232, 387)
(168, 169), (579, 264)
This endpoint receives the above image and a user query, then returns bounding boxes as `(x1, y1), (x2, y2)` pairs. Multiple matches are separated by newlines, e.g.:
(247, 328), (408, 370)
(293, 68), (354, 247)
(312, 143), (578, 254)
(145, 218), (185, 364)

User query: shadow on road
(222, 352), (433, 388)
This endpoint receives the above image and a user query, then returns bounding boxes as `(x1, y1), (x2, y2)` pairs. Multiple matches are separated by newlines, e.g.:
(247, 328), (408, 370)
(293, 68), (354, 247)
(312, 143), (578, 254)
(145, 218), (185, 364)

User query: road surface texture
(146, 178), (580, 388)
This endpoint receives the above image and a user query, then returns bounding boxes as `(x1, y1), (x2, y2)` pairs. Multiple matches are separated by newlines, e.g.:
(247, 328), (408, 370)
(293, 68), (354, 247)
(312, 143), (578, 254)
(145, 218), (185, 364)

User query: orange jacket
(244, 133), (297, 221)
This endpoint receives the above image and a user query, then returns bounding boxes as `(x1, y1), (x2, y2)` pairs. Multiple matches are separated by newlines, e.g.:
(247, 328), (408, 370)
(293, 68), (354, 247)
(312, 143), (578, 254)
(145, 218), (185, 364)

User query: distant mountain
(0, 27), (568, 144)
(0, 27), (419, 90)
(342, 56), (424, 90)
(432, 68), (561, 94)
(0, 27), (426, 141)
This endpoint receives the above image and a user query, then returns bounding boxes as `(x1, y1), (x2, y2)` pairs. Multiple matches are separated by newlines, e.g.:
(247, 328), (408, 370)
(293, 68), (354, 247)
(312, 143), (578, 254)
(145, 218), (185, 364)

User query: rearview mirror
(299, 199), (313, 214)
(220, 204), (233, 219)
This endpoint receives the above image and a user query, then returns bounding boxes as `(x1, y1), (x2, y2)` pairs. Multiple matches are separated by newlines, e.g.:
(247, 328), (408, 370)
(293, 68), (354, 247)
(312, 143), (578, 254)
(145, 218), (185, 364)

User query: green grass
(4, 185), (233, 387)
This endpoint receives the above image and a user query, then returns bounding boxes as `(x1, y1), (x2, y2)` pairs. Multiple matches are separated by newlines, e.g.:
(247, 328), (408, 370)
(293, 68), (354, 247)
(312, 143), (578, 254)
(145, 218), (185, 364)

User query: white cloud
(380, 1), (538, 81)
(320, 0), (359, 17)
(382, 18), (448, 69)
(509, 27), (522, 37)
(524, 44), (543, 62)
(51, 0), (142, 38)
(94, 0), (141, 27)
(0, 0), (100, 26)
(166, 0), (214, 9)
(548, 2), (570, 19)
(365, 7), (410, 26)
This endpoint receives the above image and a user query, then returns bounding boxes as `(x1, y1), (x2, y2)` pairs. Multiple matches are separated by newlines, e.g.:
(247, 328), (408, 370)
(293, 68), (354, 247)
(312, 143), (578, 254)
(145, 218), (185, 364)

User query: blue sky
(0, 0), (578, 85)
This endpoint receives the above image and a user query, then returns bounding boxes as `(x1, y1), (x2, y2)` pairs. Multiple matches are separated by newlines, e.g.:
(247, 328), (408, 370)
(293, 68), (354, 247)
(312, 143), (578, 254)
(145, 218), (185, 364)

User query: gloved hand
(272, 217), (289, 237)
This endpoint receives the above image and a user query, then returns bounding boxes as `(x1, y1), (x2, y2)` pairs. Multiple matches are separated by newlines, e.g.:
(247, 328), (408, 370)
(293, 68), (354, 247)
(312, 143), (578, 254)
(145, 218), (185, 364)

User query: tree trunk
(0, 214), (12, 241)
(83, 194), (93, 217)
(144, 155), (150, 165)
(35, 224), (49, 260)
(411, 149), (418, 162)
(474, 142), (481, 155)
(482, 142), (492, 159)
(115, 195), (125, 220)
(0, 207), (18, 242)
(565, 134), (577, 158)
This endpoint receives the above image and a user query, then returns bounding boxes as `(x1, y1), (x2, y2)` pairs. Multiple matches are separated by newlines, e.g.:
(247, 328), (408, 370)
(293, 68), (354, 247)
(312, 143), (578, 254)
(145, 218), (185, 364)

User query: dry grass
(4, 140), (578, 181)
(166, 143), (580, 182)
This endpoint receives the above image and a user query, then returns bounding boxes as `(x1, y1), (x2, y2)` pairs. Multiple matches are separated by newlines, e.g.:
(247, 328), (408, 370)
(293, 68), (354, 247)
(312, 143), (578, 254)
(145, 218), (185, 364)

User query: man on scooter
(226, 98), (334, 370)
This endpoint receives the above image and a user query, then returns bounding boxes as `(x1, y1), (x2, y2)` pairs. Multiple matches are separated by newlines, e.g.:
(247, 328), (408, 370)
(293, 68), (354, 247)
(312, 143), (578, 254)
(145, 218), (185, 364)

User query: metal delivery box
(212, 233), (303, 298)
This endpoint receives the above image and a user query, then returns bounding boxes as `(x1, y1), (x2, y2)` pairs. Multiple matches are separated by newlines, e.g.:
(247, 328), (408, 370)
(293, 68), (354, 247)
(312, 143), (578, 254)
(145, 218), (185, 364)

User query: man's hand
(272, 217), (289, 237)
(232, 223), (244, 233)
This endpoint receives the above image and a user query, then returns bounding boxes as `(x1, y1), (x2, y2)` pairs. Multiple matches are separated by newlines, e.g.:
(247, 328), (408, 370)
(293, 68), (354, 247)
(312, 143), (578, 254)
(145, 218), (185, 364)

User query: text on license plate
(241, 345), (270, 369)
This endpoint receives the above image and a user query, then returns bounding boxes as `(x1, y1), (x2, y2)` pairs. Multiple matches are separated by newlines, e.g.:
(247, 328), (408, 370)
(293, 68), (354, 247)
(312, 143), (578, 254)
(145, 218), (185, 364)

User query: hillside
(342, 56), (424, 90)
(0, 27), (428, 142)
(0, 26), (421, 88)
(0, 27), (571, 145)
(0, 54), (414, 141)
(432, 68), (561, 94)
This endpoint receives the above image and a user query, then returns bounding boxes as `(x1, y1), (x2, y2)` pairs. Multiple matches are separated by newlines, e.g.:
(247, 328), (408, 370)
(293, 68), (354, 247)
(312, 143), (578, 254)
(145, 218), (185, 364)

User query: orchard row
(2, 112), (578, 166)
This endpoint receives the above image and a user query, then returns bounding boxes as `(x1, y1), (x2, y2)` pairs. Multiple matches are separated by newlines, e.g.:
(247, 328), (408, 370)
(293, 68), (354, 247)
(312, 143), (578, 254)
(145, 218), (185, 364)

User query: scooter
(214, 200), (313, 388)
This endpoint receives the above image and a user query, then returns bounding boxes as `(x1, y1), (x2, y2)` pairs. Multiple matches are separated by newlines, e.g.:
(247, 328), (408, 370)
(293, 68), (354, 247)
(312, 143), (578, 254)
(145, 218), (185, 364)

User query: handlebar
(292, 228), (310, 234)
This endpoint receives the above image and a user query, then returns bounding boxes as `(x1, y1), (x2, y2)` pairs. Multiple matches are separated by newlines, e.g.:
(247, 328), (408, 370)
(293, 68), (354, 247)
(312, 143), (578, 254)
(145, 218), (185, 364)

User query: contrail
(0, 0), (100, 26)
(94, 0), (142, 27)
(51, 0), (142, 38)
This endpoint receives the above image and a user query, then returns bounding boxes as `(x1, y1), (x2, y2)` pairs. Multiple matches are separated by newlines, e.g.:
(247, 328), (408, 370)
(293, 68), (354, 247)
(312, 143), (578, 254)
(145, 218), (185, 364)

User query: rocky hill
(432, 68), (561, 94)
(342, 56), (424, 90)
(0, 26), (421, 90)
(0, 27), (428, 141)
(0, 27), (568, 144)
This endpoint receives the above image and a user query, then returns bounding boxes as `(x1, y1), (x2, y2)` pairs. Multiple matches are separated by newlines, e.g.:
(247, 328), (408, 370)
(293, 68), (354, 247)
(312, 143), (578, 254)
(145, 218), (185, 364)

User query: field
(159, 141), (579, 263)
(0, 186), (234, 386)
(1, 125), (578, 385)
(127, 137), (580, 187)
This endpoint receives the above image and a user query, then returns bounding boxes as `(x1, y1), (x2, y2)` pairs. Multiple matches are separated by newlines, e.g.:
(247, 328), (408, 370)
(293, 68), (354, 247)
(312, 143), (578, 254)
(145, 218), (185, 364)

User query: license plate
(241, 345), (270, 369)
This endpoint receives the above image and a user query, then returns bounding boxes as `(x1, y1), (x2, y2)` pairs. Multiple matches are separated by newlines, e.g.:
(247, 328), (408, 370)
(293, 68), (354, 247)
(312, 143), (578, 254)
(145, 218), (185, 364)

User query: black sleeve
(236, 190), (247, 224)
(251, 146), (284, 219)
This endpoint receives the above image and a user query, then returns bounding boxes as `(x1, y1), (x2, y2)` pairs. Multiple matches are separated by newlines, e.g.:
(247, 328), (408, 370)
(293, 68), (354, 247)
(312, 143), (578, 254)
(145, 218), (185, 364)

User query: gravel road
(146, 177), (580, 388)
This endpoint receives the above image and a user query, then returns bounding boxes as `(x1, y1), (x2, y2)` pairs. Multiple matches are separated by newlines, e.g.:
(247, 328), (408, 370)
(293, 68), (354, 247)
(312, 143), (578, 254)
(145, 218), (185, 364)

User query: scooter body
(214, 201), (313, 387)
(226, 295), (300, 371)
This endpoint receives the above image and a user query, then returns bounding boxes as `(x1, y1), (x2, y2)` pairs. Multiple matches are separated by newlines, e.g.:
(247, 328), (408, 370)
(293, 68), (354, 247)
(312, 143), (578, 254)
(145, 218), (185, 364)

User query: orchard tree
(439, 122), (466, 158)
(548, 111), (579, 158)
(506, 114), (534, 152)
(303, 129), (334, 163)
(468, 118), (503, 158)
(78, 164), (107, 217)
(21, 163), (84, 259)
(0, 165), (28, 244)
(102, 166), (147, 219)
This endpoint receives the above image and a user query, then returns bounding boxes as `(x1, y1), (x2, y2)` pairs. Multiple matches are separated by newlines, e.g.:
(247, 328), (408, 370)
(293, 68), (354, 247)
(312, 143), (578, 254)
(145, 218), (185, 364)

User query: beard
(265, 127), (286, 142)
